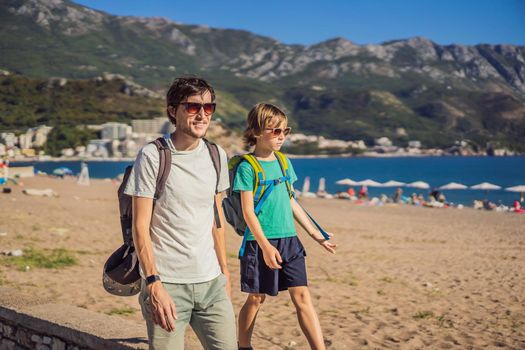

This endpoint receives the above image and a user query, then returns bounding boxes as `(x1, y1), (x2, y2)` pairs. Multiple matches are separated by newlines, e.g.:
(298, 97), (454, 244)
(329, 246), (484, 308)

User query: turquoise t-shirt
(233, 156), (298, 241)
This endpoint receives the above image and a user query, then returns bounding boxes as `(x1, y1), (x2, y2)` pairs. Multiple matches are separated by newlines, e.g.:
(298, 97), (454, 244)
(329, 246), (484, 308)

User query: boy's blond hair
(243, 103), (288, 146)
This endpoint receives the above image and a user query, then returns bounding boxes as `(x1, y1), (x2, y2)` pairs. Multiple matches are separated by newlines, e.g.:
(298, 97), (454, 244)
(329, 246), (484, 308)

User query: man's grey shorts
(139, 274), (237, 350)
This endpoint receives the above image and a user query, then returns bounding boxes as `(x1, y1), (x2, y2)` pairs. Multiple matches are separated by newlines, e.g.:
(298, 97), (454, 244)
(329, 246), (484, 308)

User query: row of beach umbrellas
(335, 178), (525, 193)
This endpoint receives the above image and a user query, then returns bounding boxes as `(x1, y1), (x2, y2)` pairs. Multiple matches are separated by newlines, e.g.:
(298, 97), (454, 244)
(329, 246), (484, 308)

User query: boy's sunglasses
(177, 102), (216, 115)
(265, 127), (292, 137)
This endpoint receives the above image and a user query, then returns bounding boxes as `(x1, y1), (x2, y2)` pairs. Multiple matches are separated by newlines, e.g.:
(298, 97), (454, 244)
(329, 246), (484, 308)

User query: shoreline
(8, 157), (135, 163)
(7, 153), (525, 163)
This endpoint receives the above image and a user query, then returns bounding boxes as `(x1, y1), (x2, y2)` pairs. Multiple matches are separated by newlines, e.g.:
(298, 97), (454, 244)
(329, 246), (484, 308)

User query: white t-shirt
(124, 137), (229, 283)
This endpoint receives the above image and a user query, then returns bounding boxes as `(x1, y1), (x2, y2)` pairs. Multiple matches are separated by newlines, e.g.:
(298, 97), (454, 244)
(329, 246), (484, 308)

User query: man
(124, 77), (237, 349)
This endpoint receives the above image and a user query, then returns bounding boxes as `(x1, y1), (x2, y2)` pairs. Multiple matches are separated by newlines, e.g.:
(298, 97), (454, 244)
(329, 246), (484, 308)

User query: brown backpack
(103, 137), (221, 296)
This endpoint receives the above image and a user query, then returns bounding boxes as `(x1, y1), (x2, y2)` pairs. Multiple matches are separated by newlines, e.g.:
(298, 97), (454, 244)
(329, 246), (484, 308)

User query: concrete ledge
(0, 287), (147, 350)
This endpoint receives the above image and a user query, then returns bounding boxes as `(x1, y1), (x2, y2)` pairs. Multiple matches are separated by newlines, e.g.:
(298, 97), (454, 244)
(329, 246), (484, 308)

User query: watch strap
(146, 274), (161, 285)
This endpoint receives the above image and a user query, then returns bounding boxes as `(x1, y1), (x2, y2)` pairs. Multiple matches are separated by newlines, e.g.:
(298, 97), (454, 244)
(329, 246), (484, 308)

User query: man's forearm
(212, 226), (228, 272)
(134, 224), (158, 277)
(132, 196), (158, 277)
(212, 193), (229, 272)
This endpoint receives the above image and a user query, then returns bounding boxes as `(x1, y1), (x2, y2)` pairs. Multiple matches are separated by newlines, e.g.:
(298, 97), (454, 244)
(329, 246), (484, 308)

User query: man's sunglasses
(177, 102), (216, 115)
(265, 127), (292, 137)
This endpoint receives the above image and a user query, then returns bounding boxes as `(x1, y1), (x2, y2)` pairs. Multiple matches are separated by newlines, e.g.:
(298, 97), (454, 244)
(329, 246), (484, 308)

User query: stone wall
(0, 287), (147, 350)
(1, 318), (72, 350)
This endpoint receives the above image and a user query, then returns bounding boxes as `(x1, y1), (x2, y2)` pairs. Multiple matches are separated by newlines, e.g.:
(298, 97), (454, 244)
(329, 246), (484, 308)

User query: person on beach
(358, 185), (368, 199)
(410, 193), (420, 205)
(393, 187), (403, 203)
(235, 103), (337, 350)
(124, 77), (237, 349)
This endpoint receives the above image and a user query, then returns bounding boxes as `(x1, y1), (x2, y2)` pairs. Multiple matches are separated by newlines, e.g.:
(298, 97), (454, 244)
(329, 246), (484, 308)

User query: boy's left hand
(312, 231), (337, 254)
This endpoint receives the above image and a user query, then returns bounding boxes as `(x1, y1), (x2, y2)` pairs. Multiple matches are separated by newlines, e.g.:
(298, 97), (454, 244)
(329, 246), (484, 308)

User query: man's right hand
(148, 282), (177, 332)
(262, 245), (282, 270)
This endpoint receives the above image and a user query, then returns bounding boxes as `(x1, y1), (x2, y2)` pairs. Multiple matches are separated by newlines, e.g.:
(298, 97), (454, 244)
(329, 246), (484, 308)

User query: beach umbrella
(357, 179), (382, 187)
(52, 167), (74, 176)
(505, 185), (525, 192)
(406, 181), (430, 189)
(470, 182), (502, 199)
(300, 176), (316, 198)
(439, 182), (468, 190)
(318, 178), (326, 193)
(381, 180), (406, 187)
(302, 176), (311, 193)
(470, 182), (501, 191)
(506, 185), (525, 202)
(335, 178), (359, 186)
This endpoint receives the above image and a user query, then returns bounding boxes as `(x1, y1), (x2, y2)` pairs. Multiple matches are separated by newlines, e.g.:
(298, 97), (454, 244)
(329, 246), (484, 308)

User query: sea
(10, 156), (525, 206)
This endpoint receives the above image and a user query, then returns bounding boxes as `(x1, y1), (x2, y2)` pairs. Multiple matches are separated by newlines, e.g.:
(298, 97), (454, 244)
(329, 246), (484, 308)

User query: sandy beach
(0, 176), (524, 349)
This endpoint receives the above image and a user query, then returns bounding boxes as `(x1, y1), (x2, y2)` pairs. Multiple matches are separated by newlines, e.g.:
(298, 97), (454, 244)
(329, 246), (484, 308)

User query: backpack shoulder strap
(203, 139), (222, 228)
(203, 138), (221, 194)
(228, 155), (244, 171)
(274, 151), (293, 198)
(242, 153), (267, 203)
(227, 155), (243, 196)
(151, 137), (171, 200)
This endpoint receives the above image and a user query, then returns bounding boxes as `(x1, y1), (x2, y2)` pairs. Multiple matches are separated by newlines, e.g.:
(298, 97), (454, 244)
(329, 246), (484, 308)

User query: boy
(234, 103), (337, 350)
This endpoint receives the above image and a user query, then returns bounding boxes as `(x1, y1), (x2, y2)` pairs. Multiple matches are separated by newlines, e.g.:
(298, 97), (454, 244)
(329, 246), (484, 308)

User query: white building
(33, 125), (53, 147)
(318, 137), (349, 149)
(132, 117), (173, 135)
(75, 145), (87, 157)
(87, 139), (111, 158)
(101, 122), (132, 140)
(348, 140), (367, 149)
(0, 133), (17, 148)
(375, 137), (392, 147)
(121, 139), (139, 158)
(110, 140), (123, 157)
(19, 132), (33, 149)
(288, 133), (319, 143)
(408, 140), (422, 149)
(61, 148), (75, 157)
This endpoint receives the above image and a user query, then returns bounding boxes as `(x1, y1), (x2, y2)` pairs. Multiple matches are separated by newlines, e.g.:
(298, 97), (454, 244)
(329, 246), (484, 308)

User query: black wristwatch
(146, 274), (161, 286)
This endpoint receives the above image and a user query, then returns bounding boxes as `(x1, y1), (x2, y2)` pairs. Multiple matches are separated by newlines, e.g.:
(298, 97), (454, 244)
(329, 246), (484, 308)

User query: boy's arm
(240, 190), (283, 269)
(211, 191), (231, 298)
(132, 196), (177, 332)
(290, 197), (337, 254)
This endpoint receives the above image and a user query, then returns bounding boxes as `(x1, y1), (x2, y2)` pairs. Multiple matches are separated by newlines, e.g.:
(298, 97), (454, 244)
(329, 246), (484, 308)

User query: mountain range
(1, 0), (525, 151)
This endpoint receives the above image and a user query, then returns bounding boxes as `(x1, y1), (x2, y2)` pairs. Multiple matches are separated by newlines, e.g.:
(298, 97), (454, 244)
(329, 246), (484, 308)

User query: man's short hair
(166, 76), (216, 125)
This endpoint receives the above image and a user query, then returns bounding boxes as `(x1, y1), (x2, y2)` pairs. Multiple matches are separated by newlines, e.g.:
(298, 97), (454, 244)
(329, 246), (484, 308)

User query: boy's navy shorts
(240, 236), (307, 296)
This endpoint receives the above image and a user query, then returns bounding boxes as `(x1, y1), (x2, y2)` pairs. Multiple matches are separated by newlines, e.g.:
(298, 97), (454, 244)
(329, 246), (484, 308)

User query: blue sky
(74, 0), (525, 46)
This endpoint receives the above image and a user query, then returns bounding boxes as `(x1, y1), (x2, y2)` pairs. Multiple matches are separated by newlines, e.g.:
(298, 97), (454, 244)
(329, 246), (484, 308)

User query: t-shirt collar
(165, 135), (204, 155)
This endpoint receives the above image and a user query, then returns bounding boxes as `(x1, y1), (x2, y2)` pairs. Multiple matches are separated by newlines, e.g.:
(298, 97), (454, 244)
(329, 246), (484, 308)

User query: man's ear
(167, 105), (177, 118)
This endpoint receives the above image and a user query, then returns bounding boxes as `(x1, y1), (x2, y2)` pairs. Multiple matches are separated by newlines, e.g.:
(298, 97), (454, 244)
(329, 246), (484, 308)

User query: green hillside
(1, 0), (525, 152)
(0, 74), (248, 132)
